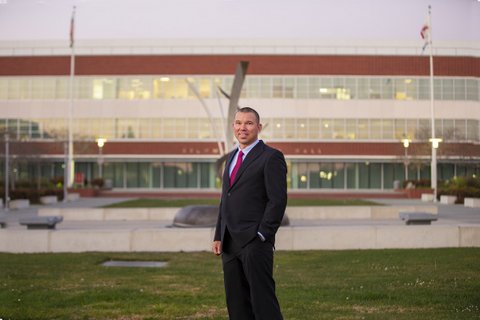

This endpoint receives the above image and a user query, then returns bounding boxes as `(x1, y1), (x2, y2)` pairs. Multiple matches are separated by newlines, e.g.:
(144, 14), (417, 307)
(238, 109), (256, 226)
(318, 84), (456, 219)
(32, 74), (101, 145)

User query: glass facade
(1, 159), (478, 191)
(0, 75), (478, 101)
(0, 117), (478, 142)
(1, 74), (479, 191)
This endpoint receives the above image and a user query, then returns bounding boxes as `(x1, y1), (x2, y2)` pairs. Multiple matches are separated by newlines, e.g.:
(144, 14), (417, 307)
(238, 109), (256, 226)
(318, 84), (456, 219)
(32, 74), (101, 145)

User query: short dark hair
(236, 107), (260, 124)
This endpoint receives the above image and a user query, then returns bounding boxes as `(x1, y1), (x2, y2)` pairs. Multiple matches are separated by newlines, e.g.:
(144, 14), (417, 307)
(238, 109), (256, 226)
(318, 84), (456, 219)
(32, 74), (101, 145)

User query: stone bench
(9, 199), (30, 209)
(0, 215), (7, 228)
(172, 205), (289, 228)
(399, 212), (438, 225)
(67, 193), (80, 202)
(40, 195), (58, 205)
(19, 216), (63, 230)
(421, 193), (434, 202)
(440, 195), (457, 205)
(464, 198), (480, 208)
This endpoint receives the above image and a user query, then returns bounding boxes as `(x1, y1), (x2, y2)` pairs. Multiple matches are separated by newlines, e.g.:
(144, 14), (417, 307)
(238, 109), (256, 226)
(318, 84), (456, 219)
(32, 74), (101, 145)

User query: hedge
(0, 188), (64, 204)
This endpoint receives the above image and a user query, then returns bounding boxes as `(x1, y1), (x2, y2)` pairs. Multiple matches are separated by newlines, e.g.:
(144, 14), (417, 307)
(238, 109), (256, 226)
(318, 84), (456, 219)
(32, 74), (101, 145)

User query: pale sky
(0, 0), (479, 42)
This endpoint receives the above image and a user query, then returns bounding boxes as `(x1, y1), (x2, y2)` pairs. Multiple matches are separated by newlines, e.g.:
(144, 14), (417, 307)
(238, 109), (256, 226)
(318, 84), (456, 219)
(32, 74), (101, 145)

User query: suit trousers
(222, 229), (283, 320)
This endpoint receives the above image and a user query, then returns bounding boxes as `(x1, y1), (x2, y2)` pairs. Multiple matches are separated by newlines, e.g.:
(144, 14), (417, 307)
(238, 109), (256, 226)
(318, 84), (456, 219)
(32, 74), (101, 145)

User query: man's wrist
(257, 231), (266, 242)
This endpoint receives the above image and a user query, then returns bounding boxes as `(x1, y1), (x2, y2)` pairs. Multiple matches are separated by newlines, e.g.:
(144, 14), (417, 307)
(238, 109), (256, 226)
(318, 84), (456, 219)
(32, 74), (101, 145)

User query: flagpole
(427, 5), (438, 202)
(66, 6), (76, 198)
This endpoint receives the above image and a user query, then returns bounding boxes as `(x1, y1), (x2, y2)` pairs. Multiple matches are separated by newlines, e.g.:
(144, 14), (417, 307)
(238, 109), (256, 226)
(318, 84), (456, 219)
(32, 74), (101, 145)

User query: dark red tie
(230, 150), (244, 186)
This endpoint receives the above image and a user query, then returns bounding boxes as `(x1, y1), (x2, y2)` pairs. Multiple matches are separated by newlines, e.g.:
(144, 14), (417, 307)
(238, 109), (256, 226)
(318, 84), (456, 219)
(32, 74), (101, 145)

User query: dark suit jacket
(214, 140), (287, 248)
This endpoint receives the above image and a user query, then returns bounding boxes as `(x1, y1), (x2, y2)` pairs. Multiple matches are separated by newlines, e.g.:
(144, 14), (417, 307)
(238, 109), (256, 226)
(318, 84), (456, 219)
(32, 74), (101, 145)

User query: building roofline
(1, 39), (479, 57)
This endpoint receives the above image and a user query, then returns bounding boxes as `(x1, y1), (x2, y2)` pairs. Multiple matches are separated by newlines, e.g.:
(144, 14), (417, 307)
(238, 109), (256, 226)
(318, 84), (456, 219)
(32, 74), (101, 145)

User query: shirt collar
(238, 139), (260, 157)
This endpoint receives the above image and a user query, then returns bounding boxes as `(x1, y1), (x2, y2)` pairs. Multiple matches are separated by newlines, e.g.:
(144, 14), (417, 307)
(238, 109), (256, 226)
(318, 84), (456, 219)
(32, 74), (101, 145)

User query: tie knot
(238, 150), (244, 158)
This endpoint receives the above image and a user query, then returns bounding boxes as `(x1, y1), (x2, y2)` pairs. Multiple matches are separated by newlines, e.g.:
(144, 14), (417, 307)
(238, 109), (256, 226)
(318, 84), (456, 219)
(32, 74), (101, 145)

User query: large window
(2, 117), (478, 143)
(1, 75), (478, 102)
(162, 162), (210, 188)
(361, 163), (380, 188)
(100, 161), (217, 189)
(6, 159), (480, 191)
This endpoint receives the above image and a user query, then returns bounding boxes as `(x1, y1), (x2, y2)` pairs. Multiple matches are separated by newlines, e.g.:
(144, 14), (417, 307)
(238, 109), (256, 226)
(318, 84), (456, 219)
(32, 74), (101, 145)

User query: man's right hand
(212, 241), (222, 256)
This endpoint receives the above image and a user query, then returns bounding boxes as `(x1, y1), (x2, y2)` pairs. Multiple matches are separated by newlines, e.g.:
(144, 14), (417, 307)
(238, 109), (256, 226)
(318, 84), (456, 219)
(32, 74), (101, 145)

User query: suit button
(227, 193), (231, 196)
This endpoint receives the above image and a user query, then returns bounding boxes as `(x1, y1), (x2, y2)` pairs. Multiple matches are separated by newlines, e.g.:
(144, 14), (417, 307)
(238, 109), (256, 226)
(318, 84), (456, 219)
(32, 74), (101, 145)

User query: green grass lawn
(1, 249), (479, 319)
(103, 198), (379, 208)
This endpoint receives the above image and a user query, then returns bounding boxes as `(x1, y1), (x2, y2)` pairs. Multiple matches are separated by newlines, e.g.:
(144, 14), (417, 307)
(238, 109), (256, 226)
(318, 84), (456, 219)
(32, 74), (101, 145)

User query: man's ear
(258, 123), (263, 132)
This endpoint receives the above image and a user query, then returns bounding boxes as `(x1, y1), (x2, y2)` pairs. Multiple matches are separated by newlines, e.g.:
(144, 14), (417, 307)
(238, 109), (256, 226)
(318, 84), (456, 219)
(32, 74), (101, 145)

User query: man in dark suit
(212, 107), (287, 320)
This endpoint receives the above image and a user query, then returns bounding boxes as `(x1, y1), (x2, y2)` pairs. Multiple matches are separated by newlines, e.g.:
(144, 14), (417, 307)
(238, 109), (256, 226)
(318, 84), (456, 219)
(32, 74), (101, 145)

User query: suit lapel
(229, 140), (265, 188)
(223, 150), (237, 190)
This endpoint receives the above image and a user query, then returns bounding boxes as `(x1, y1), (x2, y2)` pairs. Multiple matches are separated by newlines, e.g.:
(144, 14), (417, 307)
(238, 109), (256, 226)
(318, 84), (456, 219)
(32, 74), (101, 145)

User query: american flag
(420, 23), (429, 52)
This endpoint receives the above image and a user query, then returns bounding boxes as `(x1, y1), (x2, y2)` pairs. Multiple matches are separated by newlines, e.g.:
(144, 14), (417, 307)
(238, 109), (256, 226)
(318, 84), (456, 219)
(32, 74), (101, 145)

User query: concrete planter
(404, 188), (433, 199)
(9, 199), (30, 209)
(40, 195), (58, 205)
(68, 188), (99, 197)
(421, 193), (435, 202)
(66, 193), (80, 201)
(440, 195), (457, 205)
(464, 198), (480, 208)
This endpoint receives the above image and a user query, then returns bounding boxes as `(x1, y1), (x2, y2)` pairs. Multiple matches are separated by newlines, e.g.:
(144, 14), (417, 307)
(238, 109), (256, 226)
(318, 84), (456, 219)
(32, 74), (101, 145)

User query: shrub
(465, 176), (480, 189)
(91, 178), (104, 188)
(3, 188), (64, 204)
(438, 186), (480, 204)
(12, 178), (59, 189)
(438, 176), (480, 203)
(15, 180), (35, 189)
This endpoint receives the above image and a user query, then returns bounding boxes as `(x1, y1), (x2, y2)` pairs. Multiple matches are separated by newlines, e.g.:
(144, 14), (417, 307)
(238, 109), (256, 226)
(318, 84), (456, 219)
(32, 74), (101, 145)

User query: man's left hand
(212, 241), (222, 255)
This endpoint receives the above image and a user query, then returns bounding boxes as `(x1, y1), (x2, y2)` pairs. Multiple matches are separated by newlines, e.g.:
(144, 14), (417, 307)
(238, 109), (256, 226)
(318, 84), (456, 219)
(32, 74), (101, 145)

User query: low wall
(276, 225), (463, 250)
(38, 205), (438, 221)
(38, 208), (179, 221)
(0, 224), (478, 253)
(286, 206), (437, 220)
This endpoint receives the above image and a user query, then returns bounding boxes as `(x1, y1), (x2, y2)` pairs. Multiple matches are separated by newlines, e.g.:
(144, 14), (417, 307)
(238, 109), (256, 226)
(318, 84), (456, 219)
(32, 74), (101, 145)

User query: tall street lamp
(4, 133), (9, 211)
(429, 138), (442, 201)
(96, 138), (107, 179)
(401, 138), (411, 181)
(63, 141), (68, 203)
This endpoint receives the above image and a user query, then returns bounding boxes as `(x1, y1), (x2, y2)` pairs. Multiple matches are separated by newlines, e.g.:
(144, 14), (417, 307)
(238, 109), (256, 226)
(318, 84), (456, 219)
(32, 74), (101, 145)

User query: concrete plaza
(0, 197), (479, 253)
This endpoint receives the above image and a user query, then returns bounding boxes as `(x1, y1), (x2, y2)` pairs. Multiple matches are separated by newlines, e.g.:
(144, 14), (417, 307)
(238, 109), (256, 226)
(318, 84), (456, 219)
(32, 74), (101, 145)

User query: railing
(1, 41), (479, 57)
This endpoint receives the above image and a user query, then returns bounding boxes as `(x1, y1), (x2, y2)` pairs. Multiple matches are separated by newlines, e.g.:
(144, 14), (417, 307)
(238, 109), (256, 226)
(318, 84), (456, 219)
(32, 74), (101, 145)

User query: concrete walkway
(371, 198), (480, 224)
(0, 197), (479, 253)
(0, 197), (133, 225)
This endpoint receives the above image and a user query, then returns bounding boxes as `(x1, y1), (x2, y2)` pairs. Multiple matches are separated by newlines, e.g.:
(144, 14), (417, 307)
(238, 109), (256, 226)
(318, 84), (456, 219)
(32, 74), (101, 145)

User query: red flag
(420, 23), (429, 52)
(420, 24), (429, 40)
(69, 7), (76, 48)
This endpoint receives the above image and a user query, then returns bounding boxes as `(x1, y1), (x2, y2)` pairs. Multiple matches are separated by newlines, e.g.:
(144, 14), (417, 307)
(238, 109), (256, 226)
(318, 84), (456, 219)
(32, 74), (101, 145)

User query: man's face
(233, 111), (262, 148)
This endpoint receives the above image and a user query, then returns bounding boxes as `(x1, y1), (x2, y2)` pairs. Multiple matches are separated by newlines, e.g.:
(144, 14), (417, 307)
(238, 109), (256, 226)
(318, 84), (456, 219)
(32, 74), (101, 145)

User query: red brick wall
(0, 55), (478, 77)
(5, 141), (480, 159)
